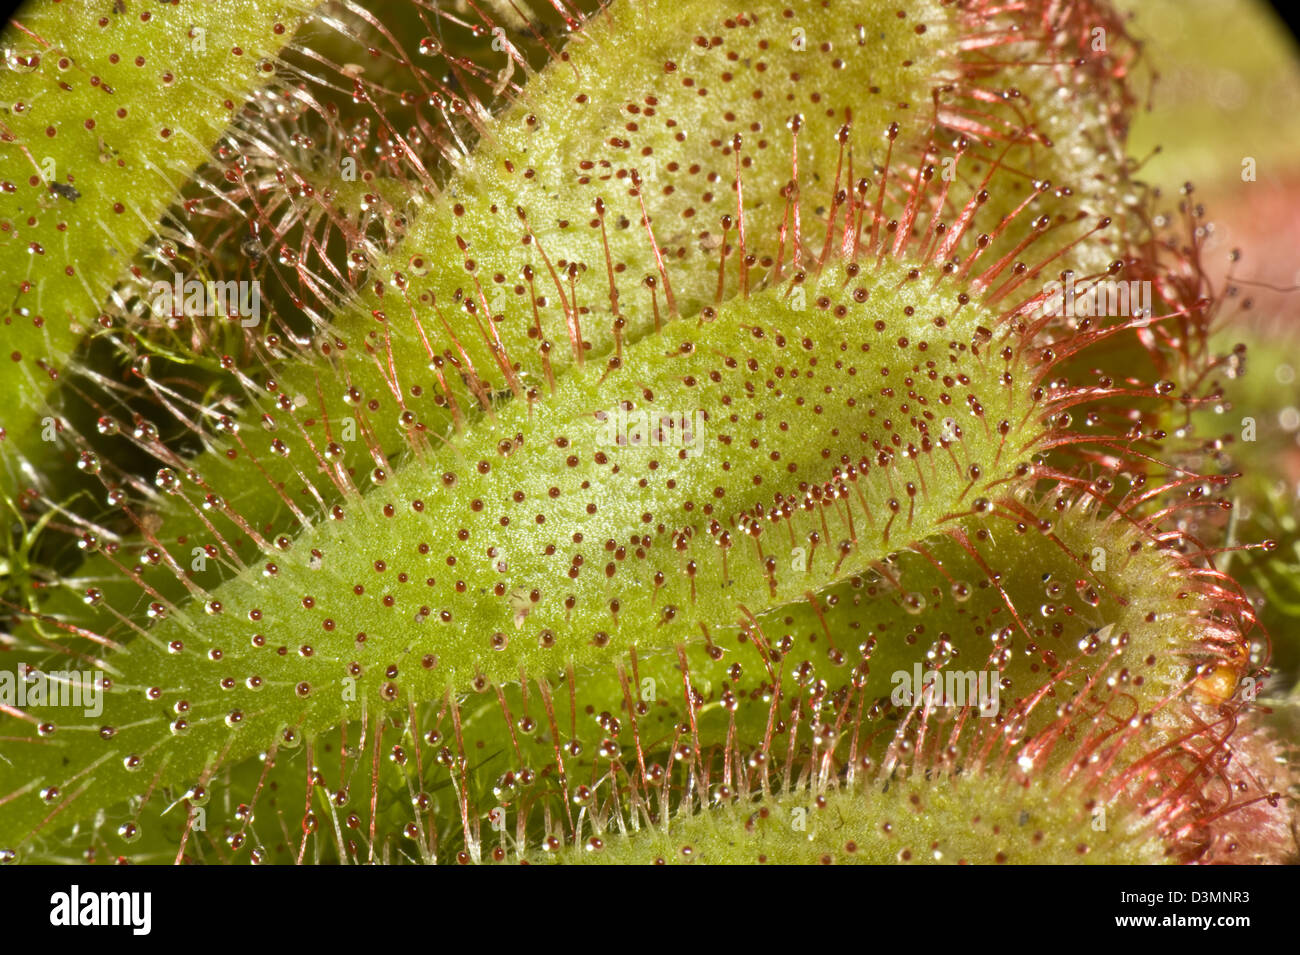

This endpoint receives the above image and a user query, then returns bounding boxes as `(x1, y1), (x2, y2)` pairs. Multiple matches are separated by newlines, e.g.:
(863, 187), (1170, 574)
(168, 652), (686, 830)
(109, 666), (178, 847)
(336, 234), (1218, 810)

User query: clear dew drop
(493, 773), (519, 804)
(901, 592), (927, 615)
(5, 50), (40, 73)
(154, 467), (180, 492)
(926, 637), (956, 666)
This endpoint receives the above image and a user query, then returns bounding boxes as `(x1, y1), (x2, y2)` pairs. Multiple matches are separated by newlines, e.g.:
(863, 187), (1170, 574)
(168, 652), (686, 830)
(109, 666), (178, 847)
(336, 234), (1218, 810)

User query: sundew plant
(0, 0), (1297, 866)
